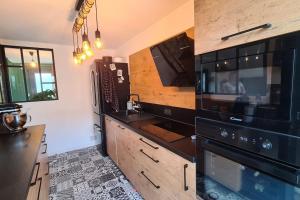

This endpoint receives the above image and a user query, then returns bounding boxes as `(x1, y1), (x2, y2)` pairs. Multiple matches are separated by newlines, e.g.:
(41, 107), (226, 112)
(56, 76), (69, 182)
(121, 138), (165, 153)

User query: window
(1, 46), (58, 102)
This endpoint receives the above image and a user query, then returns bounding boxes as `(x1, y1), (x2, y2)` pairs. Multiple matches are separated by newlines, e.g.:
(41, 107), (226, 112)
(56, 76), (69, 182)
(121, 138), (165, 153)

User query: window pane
(31, 83), (57, 101)
(8, 67), (27, 102)
(4, 48), (22, 66)
(39, 50), (55, 82)
(42, 83), (57, 100)
(23, 49), (38, 68)
(22, 49), (42, 100)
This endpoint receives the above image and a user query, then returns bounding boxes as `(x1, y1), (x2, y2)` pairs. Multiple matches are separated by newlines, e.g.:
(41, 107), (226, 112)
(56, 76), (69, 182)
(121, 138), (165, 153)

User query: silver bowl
(2, 111), (31, 132)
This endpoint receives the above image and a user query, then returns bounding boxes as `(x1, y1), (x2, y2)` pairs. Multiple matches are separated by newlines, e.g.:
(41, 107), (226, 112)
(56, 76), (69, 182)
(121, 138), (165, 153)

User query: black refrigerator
(90, 56), (130, 156)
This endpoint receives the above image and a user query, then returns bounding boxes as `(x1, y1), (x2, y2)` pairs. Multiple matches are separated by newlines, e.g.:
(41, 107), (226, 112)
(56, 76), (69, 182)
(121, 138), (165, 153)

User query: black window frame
(0, 44), (59, 103)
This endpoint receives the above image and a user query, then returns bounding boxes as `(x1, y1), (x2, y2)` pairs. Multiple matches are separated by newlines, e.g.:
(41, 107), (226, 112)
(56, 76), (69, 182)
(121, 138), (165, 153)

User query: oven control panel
(217, 127), (273, 151)
(196, 117), (300, 167)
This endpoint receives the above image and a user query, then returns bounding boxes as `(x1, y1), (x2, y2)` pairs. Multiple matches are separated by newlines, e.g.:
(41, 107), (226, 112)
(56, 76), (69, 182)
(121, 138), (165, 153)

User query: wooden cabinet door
(195, 0), (300, 54)
(105, 117), (118, 164)
(116, 125), (140, 185)
(124, 129), (196, 200)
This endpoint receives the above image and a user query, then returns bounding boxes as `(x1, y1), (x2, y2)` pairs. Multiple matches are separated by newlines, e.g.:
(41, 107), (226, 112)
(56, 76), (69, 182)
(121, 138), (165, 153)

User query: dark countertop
(0, 125), (46, 200)
(108, 112), (196, 162)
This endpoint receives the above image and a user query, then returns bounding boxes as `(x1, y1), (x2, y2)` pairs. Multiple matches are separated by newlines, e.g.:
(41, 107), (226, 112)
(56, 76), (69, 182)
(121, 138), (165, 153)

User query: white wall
(0, 0), (193, 155)
(115, 0), (194, 59)
(0, 38), (115, 155)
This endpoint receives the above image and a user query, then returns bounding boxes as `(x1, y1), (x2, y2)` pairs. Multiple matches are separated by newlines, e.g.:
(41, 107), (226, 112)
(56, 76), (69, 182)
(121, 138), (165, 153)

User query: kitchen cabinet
(105, 115), (196, 200)
(105, 117), (118, 164)
(27, 134), (49, 200)
(195, 0), (300, 54)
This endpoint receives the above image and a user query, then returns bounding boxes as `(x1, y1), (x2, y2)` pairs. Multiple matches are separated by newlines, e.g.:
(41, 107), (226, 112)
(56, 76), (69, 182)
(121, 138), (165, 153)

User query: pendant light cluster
(72, 0), (103, 65)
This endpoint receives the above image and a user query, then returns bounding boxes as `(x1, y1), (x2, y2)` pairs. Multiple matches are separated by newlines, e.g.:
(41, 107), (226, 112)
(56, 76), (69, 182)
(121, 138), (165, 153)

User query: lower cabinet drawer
(27, 134), (49, 200)
(118, 127), (196, 200)
(27, 177), (42, 200)
(27, 174), (49, 200)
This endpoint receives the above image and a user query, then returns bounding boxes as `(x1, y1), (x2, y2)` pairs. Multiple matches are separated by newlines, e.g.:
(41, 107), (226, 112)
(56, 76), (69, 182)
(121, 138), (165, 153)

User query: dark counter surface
(108, 112), (196, 162)
(0, 125), (46, 200)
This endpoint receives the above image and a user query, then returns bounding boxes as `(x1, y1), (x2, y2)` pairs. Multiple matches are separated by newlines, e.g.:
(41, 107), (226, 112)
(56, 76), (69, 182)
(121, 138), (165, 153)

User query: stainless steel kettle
(2, 111), (31, 132)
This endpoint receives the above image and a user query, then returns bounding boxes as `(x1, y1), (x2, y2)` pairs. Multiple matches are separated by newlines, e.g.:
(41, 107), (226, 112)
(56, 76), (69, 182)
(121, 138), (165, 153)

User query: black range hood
(150, 32), (195, 87)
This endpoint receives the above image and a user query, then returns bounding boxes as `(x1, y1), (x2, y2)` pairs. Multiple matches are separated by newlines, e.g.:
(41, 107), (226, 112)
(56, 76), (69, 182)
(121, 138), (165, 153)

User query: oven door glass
(197, 43), (296, 123)
(197, 150), (300, 200)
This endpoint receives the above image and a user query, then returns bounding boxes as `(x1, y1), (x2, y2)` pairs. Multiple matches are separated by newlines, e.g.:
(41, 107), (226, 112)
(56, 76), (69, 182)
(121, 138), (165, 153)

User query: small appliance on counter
(0, 103), (31, 134)
(126, 94), (142, 115)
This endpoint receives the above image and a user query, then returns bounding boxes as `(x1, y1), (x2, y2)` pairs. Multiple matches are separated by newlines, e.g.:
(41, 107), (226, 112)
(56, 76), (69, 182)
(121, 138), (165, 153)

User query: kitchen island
(0, 125), (47, 200)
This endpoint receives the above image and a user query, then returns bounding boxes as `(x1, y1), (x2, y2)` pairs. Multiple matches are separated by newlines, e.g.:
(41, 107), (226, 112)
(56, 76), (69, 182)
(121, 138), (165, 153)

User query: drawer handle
(184, 164), (189, 191)
(221, 23), (271, 40)
(45, 161), (50, 175)
(37, 177), (43, 199)
(139, 138), (159, 149)
(117, 125), (125, 130)
(31, 162), (40, 186)
(42, 134), (46, 143)
(141, 171), (160, 189)
(179, 45), (190, 50)
(140, 149), (159, 163)
(42, 143), (47, 154)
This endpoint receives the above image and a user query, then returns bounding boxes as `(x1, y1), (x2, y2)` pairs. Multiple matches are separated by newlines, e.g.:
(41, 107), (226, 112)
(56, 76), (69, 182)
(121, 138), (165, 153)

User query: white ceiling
(0, 0), (189, 48)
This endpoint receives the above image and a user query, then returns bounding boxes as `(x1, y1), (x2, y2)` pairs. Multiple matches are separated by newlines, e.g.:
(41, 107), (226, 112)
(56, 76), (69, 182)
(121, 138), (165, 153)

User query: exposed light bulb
(82, 33), (91, 51)
(80, 50), (87, 61)
(73, 51), (79, 64)
(95, 38), (103, 49)
(76, 48), (82, 64)
(82, 40), (91, 51)
(74, 57), (79, 64)
(85, 48), (94, 57)
(29, 51), (37, 67)
(94, 29), (103, 49)
(30, 61), (37, 68)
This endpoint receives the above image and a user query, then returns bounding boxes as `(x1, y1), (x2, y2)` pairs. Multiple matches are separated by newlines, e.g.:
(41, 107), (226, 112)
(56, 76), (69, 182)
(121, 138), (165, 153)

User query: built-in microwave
(195, 31), (300, 134)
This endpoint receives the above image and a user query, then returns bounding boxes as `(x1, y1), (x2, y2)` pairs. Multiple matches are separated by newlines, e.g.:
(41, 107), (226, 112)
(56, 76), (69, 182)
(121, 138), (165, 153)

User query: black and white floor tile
(49, 146), (143, 200)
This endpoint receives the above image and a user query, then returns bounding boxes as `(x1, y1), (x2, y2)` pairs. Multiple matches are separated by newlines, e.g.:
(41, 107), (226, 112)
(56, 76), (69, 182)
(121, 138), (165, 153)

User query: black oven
(196, 118), (300, 200)
(195, 31), (300, 200)
(196, 31), (300, 134)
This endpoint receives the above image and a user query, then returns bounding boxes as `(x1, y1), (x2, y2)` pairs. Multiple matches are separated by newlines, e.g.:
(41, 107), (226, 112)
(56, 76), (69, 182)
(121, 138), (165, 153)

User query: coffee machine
(0, 104), (30, 134)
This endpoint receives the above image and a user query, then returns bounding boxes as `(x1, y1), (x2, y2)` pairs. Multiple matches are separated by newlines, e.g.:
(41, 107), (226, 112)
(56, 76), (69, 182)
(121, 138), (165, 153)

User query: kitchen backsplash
(141, 102), (195, 125)
(128, 27), (195, 109)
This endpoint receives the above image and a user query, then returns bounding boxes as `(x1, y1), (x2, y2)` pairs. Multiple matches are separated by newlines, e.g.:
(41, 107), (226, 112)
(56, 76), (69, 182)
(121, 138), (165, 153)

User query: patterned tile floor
(49, 146), (143, 200)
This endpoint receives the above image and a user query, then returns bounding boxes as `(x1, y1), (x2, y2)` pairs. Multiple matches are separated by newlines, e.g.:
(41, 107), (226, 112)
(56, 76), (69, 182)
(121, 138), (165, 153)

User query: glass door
(197, 149), (300, 200)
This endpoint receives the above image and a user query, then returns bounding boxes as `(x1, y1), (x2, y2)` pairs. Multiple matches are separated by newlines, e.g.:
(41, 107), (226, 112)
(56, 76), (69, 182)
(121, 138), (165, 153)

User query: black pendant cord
(95, 0), (99, 31)
(83, 17), (86, 34)
(76, 31), (80, 49)
(86, 17), (89, 35)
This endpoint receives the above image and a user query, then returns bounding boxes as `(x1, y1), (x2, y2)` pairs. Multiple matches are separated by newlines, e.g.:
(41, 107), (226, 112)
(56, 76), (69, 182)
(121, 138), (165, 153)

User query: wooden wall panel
(129, 27), (195, 109)
(195, 0), (300, 54)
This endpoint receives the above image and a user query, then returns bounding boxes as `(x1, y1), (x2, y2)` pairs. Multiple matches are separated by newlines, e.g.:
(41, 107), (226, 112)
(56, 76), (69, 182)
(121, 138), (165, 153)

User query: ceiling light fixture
(73, 0), (95, 32)
(80, 29), (87, 61)
(29, 51), (37, 68)
(71, 0), (99, 64)
(72, 31), (80, 64)
(82, 17), (91, 52)
(84, 17), (94, 57)
(94, 0), (103, 49)
(76, 31), (82, 64)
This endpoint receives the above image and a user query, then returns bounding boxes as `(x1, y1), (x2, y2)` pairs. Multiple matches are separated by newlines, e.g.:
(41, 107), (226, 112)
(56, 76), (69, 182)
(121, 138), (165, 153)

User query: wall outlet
(163, 108), (172, 116)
